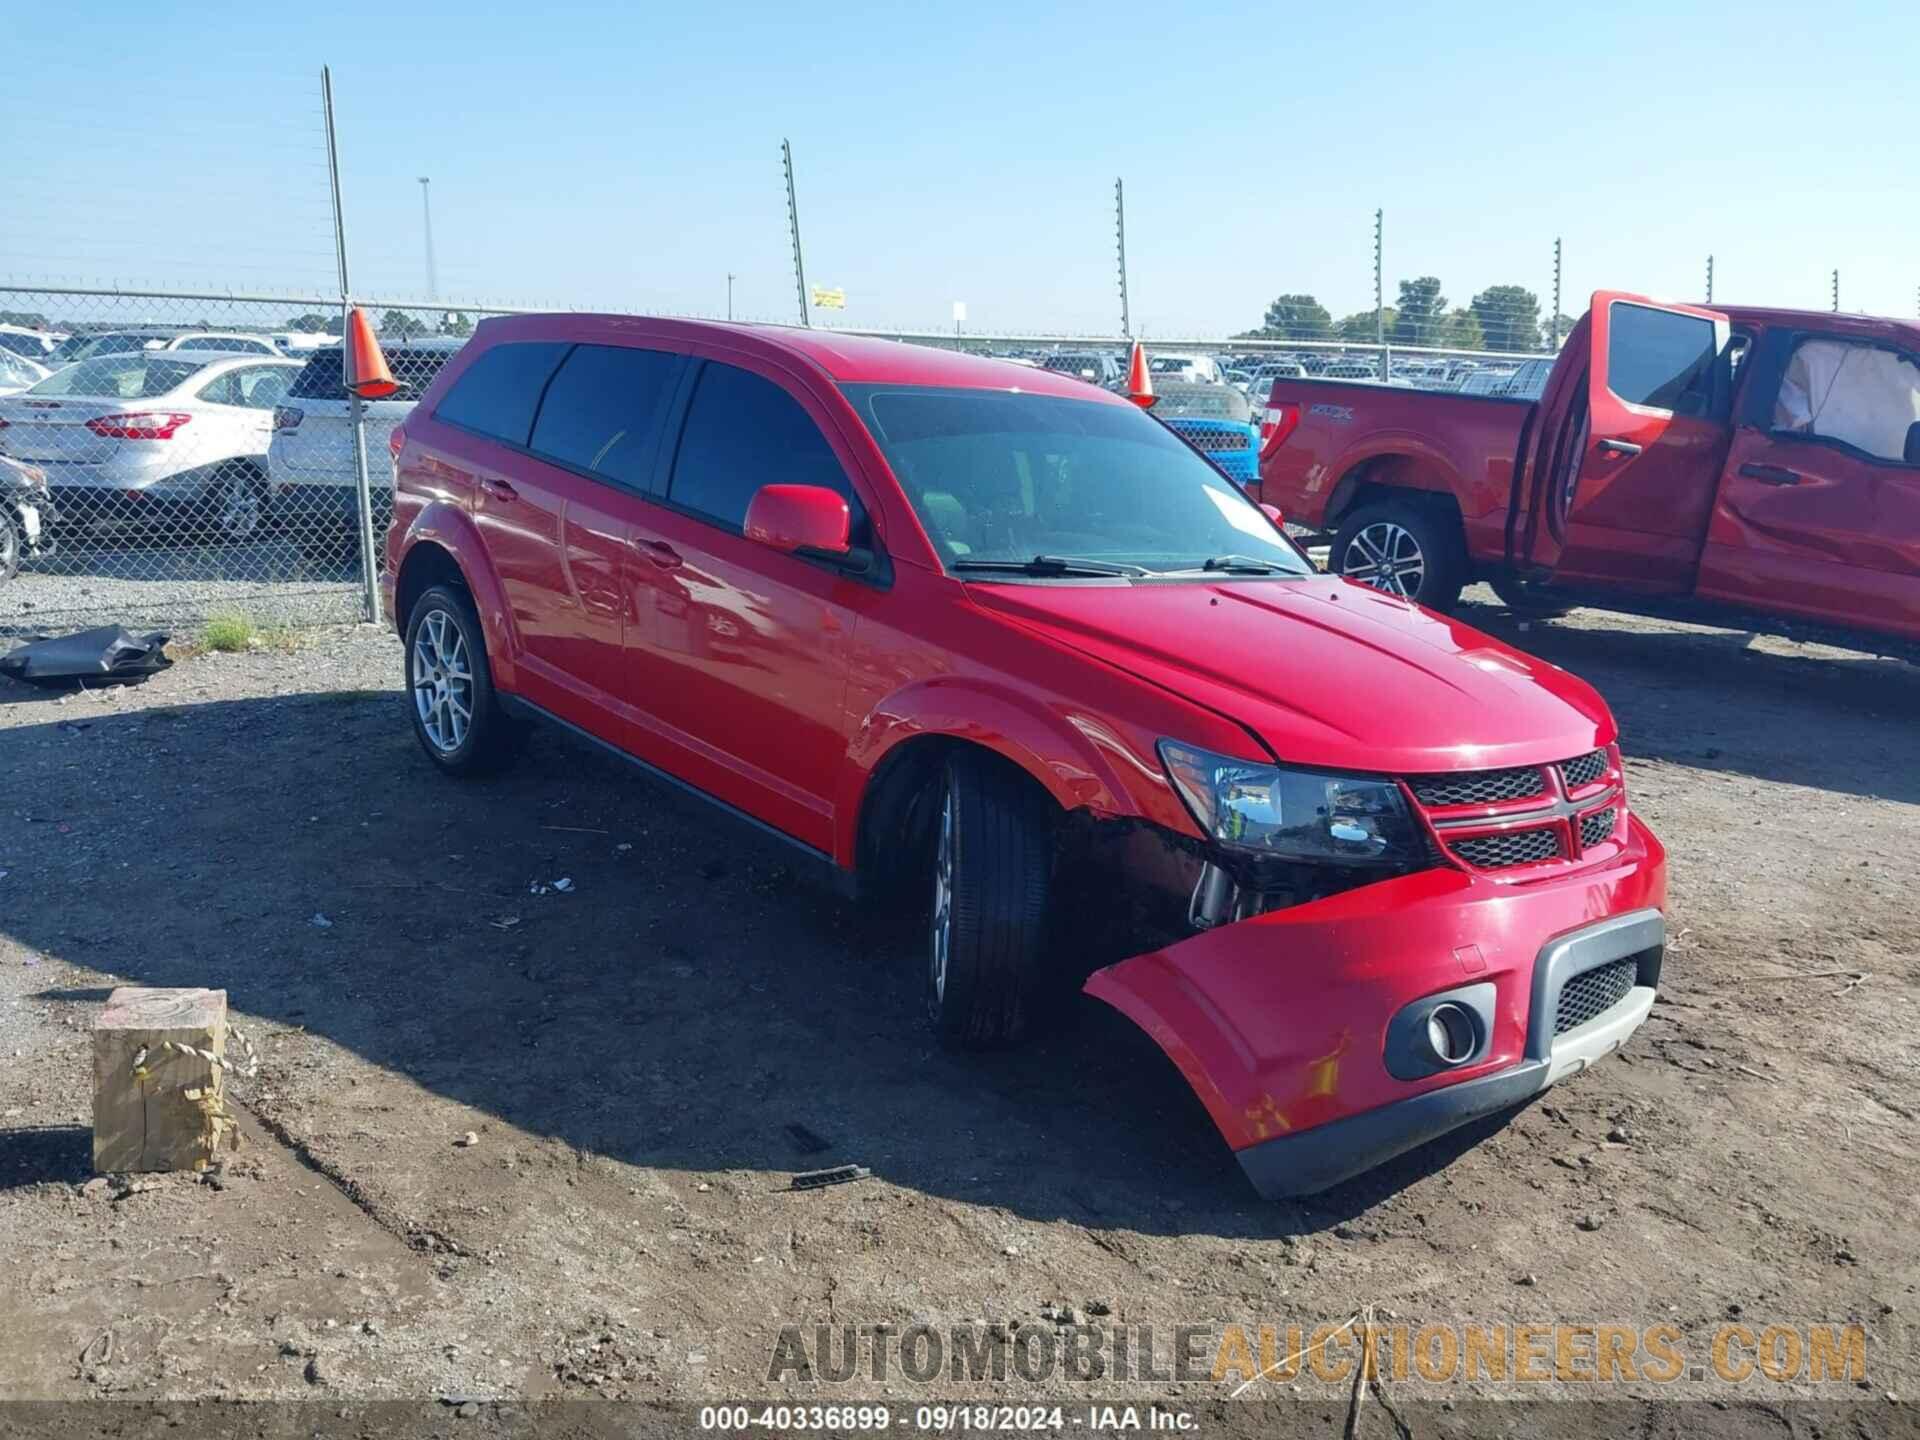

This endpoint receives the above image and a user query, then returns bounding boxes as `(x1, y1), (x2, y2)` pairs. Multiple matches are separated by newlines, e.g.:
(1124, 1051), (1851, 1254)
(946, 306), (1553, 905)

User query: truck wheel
(0, 509), (19, 582)
(1490, 575), (1575, 620)
(404, 584), (524, 777)
(1331, 500), (1467, 611)
(926, 752), (1053, 1049)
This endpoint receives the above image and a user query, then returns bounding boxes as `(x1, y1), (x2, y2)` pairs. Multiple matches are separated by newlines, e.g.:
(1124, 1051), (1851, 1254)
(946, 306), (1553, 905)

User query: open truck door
(1520, 291), (1734, 593)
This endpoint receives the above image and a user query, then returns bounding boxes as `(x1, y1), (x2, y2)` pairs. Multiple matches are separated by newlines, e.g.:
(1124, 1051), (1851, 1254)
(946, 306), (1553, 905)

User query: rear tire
(0, 510), (19, 583)
(1331, 499), (1468, 611)
(926, 752), (1053, 1050)
(404, 584), (524, 777)
(212, 464), (270, 542)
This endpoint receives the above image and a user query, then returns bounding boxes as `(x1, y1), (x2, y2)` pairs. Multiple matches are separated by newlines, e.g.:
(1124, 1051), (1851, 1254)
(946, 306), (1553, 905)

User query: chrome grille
(1579, 807), (1618, 849)
(1409, 765), (1545, 808)
(1562, 749), (1608, 790)
(1555, 959), (1636, 1033)
(1451, 827), (1559, 869)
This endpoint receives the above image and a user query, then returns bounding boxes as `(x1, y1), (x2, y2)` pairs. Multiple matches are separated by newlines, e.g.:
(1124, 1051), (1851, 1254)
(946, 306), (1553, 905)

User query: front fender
(398, 502), (522, 693)
(834, 676), (1179, 869)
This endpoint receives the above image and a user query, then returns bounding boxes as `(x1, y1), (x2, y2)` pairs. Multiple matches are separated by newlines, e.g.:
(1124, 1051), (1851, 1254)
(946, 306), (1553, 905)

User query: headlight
(1158, 740), (1422, 867)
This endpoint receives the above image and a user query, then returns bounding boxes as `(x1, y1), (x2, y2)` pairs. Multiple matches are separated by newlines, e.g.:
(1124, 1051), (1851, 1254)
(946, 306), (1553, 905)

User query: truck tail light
(85, 412), (192, 440)
(273, 405), (304, 432)
(1259, 401), (1301, 458)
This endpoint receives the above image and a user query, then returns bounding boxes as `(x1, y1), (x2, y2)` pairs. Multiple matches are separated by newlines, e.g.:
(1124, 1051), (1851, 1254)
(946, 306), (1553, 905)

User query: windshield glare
(843, 384), (1309, 577)
(29, 354), (204, 399)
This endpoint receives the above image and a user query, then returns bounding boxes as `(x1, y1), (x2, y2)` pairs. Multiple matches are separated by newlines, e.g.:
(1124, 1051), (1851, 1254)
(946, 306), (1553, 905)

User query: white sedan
(0, 350), (300, 541)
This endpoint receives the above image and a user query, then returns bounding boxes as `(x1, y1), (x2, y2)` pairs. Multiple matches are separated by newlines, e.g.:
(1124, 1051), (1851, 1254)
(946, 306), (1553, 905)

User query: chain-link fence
(0, 287), (523, 637)
(0, 282), (1568, 637)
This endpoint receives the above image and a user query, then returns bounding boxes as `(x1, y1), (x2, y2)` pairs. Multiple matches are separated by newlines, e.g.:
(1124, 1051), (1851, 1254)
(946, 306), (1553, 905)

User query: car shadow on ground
(1458, 599), (1920, 806)
(0, 688), (1516, 1239)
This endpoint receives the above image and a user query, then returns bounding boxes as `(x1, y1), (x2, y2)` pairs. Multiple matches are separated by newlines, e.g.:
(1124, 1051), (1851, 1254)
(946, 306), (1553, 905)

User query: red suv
(381, 315), (1667, 1197)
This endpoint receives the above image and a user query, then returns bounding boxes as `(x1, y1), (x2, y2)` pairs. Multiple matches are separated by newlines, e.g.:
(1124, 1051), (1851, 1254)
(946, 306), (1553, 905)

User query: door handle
(1596, 438), (1643, 458)
(1739, 462), (1801, 486)
(479, 476), (518, 501)
(632, 537), (682, 569)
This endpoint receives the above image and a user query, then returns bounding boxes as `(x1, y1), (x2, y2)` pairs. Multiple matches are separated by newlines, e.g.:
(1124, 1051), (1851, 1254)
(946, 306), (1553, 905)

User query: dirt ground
(1, 589), (1915, 1426)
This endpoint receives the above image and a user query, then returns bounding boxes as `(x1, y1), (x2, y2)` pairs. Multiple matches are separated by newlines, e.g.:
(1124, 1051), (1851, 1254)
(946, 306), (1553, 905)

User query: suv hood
(968, 575), (1612, 774)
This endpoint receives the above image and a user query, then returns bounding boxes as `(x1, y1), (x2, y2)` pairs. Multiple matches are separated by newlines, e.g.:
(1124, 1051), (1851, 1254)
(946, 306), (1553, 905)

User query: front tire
(926, 753), (1053, 1049)
(1331, 499), (1467, 611)
(404, 584), (523, 776)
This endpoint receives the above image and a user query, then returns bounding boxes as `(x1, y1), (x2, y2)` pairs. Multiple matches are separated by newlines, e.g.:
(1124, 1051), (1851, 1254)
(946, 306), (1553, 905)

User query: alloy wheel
(218, 471), (262, 540)
(1341, 521), (1426, 599)
(412, 608), (473, 754)
(929, 785), (954, 1004)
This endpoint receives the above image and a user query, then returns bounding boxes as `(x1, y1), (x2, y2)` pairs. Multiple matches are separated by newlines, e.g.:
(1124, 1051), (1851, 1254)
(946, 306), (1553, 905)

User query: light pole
(417, 177), (437, 301)
(727, 273), (735, 321)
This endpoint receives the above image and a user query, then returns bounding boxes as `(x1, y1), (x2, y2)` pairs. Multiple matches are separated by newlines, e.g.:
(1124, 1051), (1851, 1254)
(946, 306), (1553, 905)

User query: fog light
(1426, 1004), (1477, 1066)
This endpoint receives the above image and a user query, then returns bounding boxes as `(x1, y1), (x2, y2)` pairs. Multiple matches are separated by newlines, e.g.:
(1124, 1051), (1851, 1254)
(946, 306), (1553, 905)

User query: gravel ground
(0, 589), (1914, 1428)
(1, 536), (364, 635)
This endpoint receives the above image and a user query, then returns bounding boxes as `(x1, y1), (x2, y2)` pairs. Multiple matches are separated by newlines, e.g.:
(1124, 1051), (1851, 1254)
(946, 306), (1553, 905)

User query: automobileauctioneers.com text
(765, 1319), (1868, 1388)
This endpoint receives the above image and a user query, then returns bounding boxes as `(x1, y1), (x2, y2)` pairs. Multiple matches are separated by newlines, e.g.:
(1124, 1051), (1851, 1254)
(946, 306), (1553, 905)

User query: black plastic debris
(790, 1164), (871, 1191)
(0, 626), (172, 688)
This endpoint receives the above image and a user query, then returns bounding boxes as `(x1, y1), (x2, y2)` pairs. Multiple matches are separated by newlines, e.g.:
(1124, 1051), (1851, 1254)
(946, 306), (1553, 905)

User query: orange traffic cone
(343, 307), (398, 400)
(1125, 339), (1155, 409)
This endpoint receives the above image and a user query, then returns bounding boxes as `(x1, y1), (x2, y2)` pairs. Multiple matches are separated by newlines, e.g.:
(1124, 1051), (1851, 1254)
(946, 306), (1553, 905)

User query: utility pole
(726, 273), (735, 321)
(1372, 208), (1384, 348)
(1831, 268), (1840, 313)
(1705, 254), (1714, 305)
(322, 66), (379, 626)
(1551, 237), (1564, 349)
(782, 139), (809, 328)
(1115, 178), (1132, 339)
(417, 177), (437, 301)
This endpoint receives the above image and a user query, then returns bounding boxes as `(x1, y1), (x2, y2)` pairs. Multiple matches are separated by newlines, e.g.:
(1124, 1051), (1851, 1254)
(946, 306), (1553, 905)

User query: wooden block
(92, 986), (240, 1174)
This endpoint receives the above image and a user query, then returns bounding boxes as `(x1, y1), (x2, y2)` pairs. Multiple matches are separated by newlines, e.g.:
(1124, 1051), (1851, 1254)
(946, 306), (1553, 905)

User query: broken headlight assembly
(1157, 740), (1422, 869)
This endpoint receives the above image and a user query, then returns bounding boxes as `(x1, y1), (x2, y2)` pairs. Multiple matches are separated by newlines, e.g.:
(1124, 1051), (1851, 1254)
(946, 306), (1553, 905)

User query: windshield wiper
(951, 554), (1150, 578)
(1149, 554), (1288, 575)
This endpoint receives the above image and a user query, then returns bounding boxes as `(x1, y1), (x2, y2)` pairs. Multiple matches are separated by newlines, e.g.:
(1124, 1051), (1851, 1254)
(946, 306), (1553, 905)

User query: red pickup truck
(1256, 292), (1920, 651)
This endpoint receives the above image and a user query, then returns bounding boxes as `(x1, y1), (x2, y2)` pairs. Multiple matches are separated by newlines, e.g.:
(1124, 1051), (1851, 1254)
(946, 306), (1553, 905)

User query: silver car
(0, 351), (300, 541)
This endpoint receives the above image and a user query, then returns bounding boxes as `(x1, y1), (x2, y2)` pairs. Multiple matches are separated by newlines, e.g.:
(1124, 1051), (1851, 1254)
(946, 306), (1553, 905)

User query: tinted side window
(528, 344), (682, 491)
(1608, 302), (1717, 411)
(668, 362), (865, 538)
(433, 342), (567, 444)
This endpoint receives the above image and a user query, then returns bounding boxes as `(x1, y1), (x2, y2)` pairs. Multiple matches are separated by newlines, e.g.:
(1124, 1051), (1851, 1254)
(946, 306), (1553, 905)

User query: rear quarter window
(434, 342), (568, 445)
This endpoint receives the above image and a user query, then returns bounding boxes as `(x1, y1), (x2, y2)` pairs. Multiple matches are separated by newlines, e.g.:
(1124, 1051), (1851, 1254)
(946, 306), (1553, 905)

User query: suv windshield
(842, 384), (1310, 577)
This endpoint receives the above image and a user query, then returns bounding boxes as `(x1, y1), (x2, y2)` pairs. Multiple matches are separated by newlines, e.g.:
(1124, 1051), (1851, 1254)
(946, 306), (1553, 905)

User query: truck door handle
(479, 476), (518, 501)
(632, 537), (682, 569)
(1739, 462), (1801, 486)
(1596, 438), (1643, 458)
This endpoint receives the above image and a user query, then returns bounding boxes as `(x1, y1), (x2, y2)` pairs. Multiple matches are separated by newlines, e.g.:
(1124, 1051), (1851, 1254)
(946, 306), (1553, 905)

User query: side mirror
(744, 483), (851, 557)
(1260, 503), (1285, 528)
(1906, 421), (1920, 466)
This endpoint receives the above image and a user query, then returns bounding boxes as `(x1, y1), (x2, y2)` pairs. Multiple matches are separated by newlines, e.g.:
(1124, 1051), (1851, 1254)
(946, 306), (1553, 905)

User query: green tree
(1335, 308), (1396, 342)
(438, 310), (473, 337)
(380, 309), (429, 341)
(1539, 314), (1578, 349)
(284, 313), (331, 333)
(1468, 286), (1540, 353)
(1258, 294), (1332, 340)
(1441, 308), (1485, 351)
(1391, 277), (1447, 346)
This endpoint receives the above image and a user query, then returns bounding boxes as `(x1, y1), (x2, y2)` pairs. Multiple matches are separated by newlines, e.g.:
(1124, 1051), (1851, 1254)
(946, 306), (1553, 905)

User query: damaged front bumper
(1083, 815), (1666, 1198)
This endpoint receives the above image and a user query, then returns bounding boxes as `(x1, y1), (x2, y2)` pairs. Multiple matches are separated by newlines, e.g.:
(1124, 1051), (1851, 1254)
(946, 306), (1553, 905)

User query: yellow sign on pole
(810, 286), (846, 310)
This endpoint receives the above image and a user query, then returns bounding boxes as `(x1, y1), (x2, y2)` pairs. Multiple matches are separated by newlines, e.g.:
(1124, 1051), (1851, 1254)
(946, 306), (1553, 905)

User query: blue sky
(4, 0), (1913, 336)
